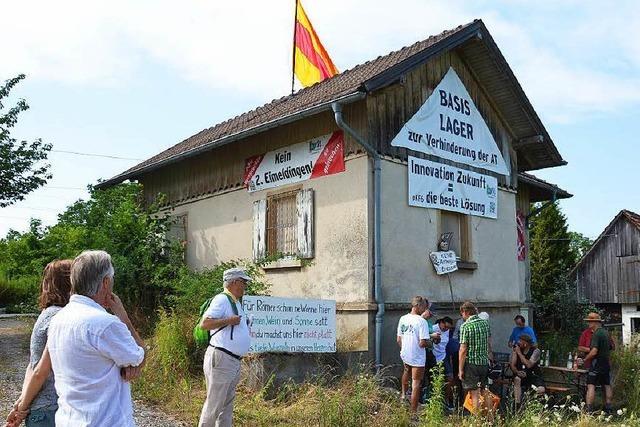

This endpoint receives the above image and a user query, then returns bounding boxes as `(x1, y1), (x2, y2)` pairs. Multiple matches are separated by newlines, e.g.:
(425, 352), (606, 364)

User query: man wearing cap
(576, 312), (613, 414)
(198, 268), (252, 427)
(509, 333), (545, 404)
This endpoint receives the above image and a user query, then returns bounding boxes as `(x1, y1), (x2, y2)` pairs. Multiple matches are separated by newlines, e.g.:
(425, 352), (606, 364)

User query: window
(632, 318), (640, 334)
(252, 188), (314, 261)
(266, 190), (298, 256)
(440, 211), (471, 262)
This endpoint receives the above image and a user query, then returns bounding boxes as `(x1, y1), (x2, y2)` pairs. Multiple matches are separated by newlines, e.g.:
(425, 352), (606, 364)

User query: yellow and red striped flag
(293, 0), (338, 88)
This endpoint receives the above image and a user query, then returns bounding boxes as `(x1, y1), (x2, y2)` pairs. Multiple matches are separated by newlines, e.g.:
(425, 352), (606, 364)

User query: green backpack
(193, 293), (239, 347)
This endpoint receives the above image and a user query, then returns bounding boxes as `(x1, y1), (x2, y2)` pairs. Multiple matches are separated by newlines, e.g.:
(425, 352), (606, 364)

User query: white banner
(429, 251), (458, 275)
(408, 156), (498, 219)
(391, 67), (509, 176)
(243, 131), (345, 193)
(242, 296), (336, 353)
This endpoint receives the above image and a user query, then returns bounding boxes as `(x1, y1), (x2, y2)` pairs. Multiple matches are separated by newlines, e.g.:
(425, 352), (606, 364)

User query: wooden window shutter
(252, 199), (267, 261)
(296, 189), (314, 259)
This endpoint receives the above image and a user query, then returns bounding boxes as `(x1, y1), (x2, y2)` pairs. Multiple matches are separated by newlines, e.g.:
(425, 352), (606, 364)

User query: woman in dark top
(5, 260), (72, 427)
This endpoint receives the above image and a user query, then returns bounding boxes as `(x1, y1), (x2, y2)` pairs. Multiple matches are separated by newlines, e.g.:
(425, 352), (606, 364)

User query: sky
(1, 0), (639, 240)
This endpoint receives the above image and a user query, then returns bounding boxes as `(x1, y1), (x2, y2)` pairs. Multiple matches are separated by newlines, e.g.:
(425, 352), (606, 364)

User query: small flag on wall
(293, 0), (338, 88)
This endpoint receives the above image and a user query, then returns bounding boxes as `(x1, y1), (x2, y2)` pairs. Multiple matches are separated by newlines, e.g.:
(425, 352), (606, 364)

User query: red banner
(516, 210), (527, 261)
(243, 131), (345, 193)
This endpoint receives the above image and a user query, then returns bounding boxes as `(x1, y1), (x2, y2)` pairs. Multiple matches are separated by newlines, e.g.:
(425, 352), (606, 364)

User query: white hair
(71, 250), (114, 297)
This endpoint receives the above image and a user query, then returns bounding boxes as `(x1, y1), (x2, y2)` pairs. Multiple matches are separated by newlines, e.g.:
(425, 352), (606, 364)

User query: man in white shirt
(397, 296), (430, 413)
(48, 250), (145, 427)
(198, 268), (252, 427)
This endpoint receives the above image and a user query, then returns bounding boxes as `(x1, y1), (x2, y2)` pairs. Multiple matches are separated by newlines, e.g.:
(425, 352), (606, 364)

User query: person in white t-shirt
(397, 296), (430, 413)
(198, 268), (252, 427)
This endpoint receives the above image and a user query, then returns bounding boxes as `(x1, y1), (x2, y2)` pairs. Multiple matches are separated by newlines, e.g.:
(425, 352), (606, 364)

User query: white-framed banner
(429, 251), (458, 275)
(408, 155), (498, 219)
(242, 296), (336, 353)
(391, 67), (509, 176)
(243, 131), (345, 193)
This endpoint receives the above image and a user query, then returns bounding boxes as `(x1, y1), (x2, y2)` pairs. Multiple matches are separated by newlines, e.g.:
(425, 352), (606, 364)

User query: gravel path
(0, 317), (185, 427)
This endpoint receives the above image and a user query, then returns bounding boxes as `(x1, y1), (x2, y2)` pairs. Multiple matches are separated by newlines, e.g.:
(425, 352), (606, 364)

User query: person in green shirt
(458, 301), (493, 413)
(576, 312), (613, 413)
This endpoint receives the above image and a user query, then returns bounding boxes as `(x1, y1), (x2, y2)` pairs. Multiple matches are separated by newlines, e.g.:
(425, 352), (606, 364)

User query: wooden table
(542, 366), (588, 398)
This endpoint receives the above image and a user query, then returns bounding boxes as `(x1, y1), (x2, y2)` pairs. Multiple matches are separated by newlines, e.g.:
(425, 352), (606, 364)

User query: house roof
(98, 19), (566, 189)
(517, 172), (572, 202)
(571, 209), (640, 274)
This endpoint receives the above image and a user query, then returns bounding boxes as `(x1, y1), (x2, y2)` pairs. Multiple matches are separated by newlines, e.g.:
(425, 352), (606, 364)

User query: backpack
(193, 293), (239, 347)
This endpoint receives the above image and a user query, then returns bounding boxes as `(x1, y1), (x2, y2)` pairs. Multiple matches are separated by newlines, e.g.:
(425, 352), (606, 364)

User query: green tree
(529, 201), (574, 307)
(568, 231), (593, 264)
(0, 74), (52, 207)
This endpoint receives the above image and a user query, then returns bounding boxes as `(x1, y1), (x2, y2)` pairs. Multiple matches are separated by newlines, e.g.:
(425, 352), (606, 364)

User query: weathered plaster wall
(168, 155), (372, 351)
(379, 158), (521, 304)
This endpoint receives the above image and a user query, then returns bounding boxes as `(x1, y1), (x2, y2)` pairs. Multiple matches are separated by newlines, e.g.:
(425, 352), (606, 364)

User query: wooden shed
(573, 210), (640, 343)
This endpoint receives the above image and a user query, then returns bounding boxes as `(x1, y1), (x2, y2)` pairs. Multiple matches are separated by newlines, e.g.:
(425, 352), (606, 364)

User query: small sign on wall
(242, 296), (336, 353)
(429, 250), (458, 275)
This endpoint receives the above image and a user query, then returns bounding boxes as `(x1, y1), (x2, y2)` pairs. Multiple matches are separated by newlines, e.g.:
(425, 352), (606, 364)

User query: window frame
(438, 210), (475, 268)
(265, 186), (301, 258)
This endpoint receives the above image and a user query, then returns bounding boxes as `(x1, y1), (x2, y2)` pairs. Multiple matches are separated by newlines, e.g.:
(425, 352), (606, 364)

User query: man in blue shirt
(508, 315), (537, 348)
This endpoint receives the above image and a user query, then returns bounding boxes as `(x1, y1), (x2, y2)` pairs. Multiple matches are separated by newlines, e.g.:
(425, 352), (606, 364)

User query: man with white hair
(47, 250), (145, 427)
(198, 267), (252, 427)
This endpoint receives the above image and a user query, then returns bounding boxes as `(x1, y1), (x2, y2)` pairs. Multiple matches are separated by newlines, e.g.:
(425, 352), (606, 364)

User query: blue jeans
(25, 408), (56, 427)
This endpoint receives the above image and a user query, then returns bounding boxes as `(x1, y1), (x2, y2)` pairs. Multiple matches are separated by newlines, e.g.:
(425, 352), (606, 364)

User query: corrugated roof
(99, 19), (565, 188)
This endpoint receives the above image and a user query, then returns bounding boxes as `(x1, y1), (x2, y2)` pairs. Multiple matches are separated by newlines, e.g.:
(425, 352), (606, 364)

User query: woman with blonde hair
(5, 259), (72, 427)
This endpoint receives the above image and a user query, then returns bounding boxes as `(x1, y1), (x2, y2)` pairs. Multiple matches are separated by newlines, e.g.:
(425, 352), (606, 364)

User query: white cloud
(1, 0), (639, 123)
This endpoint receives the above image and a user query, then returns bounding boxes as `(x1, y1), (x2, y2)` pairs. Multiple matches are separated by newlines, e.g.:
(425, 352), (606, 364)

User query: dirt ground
(0, 317), (185, 426)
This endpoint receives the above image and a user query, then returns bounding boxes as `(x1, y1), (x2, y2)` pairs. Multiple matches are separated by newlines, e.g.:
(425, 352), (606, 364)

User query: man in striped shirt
(458, 301), (492, 413)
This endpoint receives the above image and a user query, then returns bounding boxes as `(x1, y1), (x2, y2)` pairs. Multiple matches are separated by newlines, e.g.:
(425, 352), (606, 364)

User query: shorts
(462, 363), (489, 391)
(587, 359), (611, 386)
(25, 408), (56, 427)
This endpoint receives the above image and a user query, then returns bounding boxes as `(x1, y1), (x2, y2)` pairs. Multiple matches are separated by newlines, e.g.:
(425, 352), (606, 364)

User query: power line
(0, 215), (34, 220)
(44, 186), (86, 190)
(50, 149), (143, 161)
(7, 206), (59, 212)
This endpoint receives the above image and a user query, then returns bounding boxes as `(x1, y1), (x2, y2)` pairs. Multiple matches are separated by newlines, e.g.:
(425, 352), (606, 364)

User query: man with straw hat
(576, 312), (613, 414)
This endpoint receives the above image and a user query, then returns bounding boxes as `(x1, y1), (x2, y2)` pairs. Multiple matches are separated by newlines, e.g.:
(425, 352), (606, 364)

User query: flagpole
(291, 0), (299, 95)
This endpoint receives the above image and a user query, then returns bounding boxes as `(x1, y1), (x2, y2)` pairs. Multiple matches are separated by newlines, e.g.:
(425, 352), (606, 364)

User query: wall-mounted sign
(429, 250), (458, 275)
(408, 155), (498, 219)
(391, 67), (509, 176)
(243, 131), (345, 193)
(242, 296), (336, 353)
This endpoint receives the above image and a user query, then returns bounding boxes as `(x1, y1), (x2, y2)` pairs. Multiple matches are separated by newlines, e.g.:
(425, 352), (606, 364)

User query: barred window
(252, 188), (314, 261)
(266, 190), (298, 256)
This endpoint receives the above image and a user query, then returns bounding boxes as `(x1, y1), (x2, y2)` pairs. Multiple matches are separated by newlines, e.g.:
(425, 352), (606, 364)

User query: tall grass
(611, 334), (640, 413)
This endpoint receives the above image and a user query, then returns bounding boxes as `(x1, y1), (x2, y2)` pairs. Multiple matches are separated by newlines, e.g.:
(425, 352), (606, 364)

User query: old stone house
(100, 20), (570, 366)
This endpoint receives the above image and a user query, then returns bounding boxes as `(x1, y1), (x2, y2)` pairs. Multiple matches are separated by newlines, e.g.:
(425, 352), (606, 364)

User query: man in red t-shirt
(578, 328), (594, 368)
(578, 326), (615, 369)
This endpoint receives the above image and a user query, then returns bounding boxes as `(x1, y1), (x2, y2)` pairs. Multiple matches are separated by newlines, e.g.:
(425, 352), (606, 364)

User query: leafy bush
(612, 334), (640, 412)
(0, 184), (183, 321)
(165, 261), (270, 315)
(0, 271), (39, 312)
